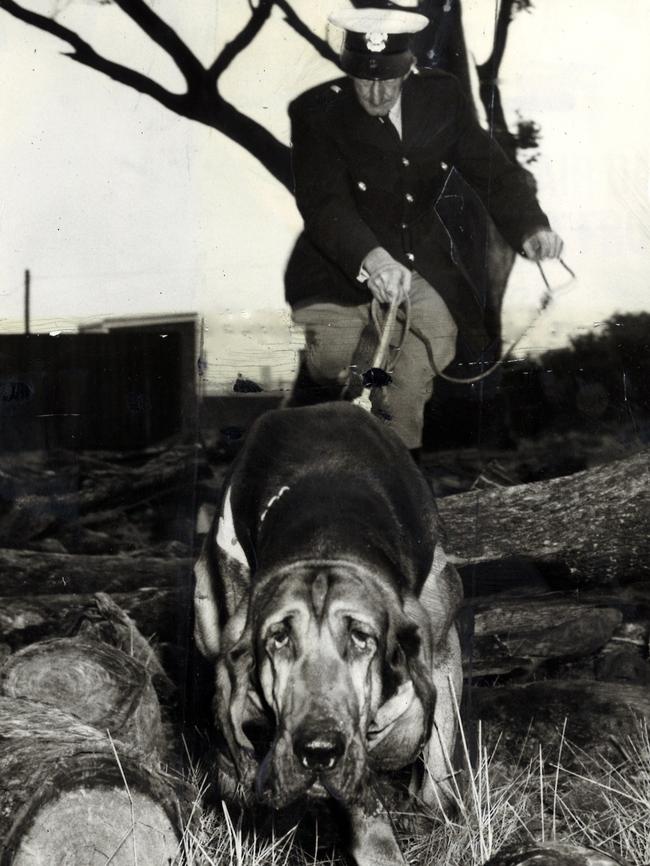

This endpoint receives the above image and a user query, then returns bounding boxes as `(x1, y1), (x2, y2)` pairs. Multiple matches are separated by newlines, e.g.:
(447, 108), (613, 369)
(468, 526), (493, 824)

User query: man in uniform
(284, 7), (563, 454)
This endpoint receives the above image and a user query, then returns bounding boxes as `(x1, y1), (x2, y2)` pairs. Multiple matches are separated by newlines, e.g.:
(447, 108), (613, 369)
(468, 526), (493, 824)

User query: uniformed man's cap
(328, 8), (429, 80)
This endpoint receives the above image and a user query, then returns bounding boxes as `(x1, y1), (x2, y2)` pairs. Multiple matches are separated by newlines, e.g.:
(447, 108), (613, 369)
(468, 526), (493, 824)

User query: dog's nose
(293, 730), (345, 771)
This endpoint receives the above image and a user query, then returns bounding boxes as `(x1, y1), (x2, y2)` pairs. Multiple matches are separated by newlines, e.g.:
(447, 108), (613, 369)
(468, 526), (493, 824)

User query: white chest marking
(215, 486), (249, 567)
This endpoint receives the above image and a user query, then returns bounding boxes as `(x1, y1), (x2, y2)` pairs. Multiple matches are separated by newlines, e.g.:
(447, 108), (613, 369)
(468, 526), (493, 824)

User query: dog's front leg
(416, 622), (463, 811)
(347, 797), (406, 866)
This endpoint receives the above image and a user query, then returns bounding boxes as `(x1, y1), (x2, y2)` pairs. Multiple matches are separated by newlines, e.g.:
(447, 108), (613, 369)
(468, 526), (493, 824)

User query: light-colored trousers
(292, 273), (458, 449)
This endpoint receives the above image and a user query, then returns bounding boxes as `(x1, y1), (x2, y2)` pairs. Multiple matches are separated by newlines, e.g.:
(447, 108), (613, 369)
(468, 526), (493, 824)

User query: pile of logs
(438, 449), (650, 760)
(0, 442), (208, 862)
(0, 441), (219, 652)
(0, 595), (196, 864)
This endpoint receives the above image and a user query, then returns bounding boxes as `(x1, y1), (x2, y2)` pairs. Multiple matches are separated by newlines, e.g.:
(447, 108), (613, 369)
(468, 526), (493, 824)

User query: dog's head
(217, 561), (436, 809)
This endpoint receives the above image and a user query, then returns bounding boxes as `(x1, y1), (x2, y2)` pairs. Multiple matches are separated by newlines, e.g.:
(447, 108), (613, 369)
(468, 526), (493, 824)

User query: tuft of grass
(550, 719), (650, 866)
(176, 783), (299, 866)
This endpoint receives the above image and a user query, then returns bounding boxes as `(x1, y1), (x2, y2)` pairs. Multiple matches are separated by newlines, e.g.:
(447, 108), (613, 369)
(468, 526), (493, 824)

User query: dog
(194, 403), (463, 866)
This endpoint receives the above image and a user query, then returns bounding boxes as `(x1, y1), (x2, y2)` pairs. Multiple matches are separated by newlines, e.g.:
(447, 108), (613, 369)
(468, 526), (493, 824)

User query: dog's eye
(268, 627), (290, 650)
(349, 628), (374, 652)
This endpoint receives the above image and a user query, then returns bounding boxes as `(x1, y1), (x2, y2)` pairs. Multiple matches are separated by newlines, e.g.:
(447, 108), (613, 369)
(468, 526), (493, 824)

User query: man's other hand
(522, 228), (564, 261)
(363, 246), (412, 304)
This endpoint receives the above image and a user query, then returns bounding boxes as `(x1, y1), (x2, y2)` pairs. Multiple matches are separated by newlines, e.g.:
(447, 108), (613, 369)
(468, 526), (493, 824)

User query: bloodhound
(194, 403), (463, 866)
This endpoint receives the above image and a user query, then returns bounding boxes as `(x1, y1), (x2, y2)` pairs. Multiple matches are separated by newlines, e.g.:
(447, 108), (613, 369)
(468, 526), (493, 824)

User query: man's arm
(449, 80), (562, 259)
(290, 98), (411, 301)
(290, 100), (380, 280)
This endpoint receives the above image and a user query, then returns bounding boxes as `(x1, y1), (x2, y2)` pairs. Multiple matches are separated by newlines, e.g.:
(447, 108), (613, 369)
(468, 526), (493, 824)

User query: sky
(1, 0), (649, 390)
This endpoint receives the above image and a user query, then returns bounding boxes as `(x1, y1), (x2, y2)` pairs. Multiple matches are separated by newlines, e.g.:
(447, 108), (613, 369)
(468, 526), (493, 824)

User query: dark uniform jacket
(284, 69), (550, 352)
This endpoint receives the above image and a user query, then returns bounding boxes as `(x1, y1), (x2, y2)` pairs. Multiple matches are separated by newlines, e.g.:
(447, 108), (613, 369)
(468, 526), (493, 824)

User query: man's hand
(362, 246), (412, 304)
(522, 228), (564, 261)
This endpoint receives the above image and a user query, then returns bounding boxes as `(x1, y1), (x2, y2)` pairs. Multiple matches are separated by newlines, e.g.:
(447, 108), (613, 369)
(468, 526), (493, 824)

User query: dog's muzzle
(256, 720), (367, 808)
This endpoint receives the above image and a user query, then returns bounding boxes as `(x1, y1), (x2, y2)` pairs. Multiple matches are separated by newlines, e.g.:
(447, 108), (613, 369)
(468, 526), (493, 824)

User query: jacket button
(357, 181), (367, 191)
(405, 193), (414, 203)
(401, 157), (410, 167)
(401, 223), (408, 229)
(406, 252), (415, 262)
(440, 161), (449, 171)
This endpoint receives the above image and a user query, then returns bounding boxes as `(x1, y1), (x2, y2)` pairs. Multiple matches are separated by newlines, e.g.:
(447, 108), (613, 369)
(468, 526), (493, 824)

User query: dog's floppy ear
(417, 545), (463, 649)
(212, 606), (259, 781)
(194, 485), (252, 660)
(384, 613), (436, 745)
(194, 545), (222, 659)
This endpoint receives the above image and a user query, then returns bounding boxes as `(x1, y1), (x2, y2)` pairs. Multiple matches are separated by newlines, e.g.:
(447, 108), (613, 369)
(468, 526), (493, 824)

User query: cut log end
(1, 639), (164, 756)
(3, 640), (140, 714)
(11, 785), (179, 866)
(0, 700), (193, 866)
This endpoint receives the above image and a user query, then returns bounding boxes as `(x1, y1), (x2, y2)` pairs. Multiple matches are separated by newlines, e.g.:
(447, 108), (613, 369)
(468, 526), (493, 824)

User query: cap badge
(365, 31), (388, 52)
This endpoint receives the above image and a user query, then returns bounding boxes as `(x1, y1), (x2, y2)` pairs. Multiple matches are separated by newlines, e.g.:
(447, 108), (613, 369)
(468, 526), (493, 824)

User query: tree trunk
(0, 698), (192, 865)
(438, 450), (649, 588)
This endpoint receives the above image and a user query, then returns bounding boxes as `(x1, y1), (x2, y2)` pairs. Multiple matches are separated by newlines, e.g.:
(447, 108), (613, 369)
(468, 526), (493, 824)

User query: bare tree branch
(0, 0), (293, 189)
(208, 0), (273, 81)
(111, 0), (205, 83)
(199, 97), (292, 189)
(275, 0), (338, 65)
(0, 0), (185, 113)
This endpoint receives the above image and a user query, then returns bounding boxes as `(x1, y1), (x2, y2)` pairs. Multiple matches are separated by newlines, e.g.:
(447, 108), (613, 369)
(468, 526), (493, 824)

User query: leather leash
(398, 258), (576, 385)
(350, 259), (575, 405)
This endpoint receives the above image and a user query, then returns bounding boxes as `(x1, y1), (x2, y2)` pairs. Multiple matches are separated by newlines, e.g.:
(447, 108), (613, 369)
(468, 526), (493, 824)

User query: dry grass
(173, 718), (650, 866)
(549, 720), (650, 865)
(178, 802), (299, 866)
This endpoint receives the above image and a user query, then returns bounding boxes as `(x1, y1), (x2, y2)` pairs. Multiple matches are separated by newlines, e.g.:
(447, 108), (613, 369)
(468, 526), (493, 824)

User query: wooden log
(483, 842), (623, 866)
(580, 579), (650, 613)
(466, 580), (650, 614)
(0, 444), (202, 547)
(76, 507), (152, 551)
(0, 495), (58, 549)
(470, 679), (650, 764)
(440, 450), (649, 587)
(73, 592), (174, 692)
(0, 638), (165, 757)
(0, 588), (183, 647)
(467, 598), (623, 677)
(0, 548), (192, 596)
(0, 697), (193, 865)
(57, 524), (122, 555)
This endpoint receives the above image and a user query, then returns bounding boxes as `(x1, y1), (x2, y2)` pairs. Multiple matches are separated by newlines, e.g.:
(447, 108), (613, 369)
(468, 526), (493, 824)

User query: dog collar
(259, 485), (291, 526)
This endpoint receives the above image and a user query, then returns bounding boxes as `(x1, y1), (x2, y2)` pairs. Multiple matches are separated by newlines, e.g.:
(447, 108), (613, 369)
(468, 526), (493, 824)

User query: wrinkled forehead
(253, 563), (395, 628)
